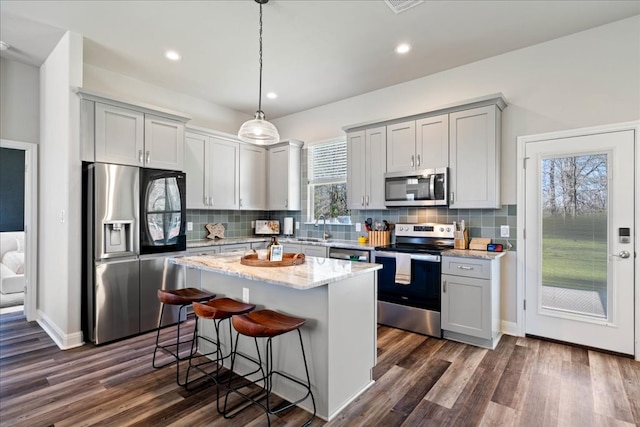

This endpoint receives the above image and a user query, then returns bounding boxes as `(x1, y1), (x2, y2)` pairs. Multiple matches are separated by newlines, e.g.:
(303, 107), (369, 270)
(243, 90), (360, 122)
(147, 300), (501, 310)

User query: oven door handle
(375, 251), (441, 262)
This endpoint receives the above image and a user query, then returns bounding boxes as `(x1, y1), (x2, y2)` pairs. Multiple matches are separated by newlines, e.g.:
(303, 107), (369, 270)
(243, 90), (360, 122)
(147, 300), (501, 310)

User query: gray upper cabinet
(416, 114), (449, 169)
(240, 144), (267, 210)
(267, 140), (302, 210)
(386, 121), (416, 173)
(449, 105), (501, 209)
(79, 90), (188, 171)
(94, 103), (185, 171)
(386, 115), (448, 173)
(185, 131), (239, 210)
(143, 114), (185, 170)
(347, 126), (386, 210)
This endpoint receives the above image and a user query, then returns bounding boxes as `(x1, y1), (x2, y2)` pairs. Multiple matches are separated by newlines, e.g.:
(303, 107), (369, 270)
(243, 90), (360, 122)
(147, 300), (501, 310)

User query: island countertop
(169, 252), (382, 290)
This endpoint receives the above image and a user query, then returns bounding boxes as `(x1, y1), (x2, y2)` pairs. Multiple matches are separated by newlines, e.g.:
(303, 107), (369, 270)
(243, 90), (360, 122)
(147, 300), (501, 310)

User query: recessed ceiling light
(266, 92), (278, 99)
(0, 41), (10, 51)
(395, 43), (411, 54)
(164, 50), (181, 61)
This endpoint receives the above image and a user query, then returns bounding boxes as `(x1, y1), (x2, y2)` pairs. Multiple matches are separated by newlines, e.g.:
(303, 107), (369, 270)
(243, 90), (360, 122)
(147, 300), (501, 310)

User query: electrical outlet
(355, 222), (361, 232)
(296, 221), (300, 230)
(242, 287), (249, 303)
(500, 225), (510, 238)
(187, 222), (193, 231)
(251, 220), (255, 228)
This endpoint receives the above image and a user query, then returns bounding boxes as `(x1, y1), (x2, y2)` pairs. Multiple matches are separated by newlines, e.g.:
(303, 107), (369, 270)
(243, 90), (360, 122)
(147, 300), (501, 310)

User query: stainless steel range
(375, 223), (455, 337)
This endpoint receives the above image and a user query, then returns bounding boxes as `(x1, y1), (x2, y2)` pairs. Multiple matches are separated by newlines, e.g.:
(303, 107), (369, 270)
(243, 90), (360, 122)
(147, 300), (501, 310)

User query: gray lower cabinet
(441, 256), (501, 349)
(281, 243), (327, 258)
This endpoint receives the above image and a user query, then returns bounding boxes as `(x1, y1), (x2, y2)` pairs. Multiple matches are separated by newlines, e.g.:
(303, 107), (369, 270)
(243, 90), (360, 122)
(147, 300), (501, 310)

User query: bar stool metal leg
(222, 310), (317, 426)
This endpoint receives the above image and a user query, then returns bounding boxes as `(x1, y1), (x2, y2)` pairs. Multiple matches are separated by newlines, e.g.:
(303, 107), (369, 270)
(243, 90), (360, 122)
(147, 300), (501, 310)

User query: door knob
(611, 250), (631, 259)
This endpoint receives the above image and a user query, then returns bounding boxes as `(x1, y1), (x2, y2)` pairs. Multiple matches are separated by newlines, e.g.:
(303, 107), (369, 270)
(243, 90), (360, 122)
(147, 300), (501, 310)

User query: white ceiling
(1, 1), (639, 119)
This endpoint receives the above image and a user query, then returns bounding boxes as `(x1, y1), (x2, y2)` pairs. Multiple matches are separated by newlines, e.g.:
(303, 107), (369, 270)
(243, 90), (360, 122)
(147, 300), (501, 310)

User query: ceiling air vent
(384, 0), (424, 14)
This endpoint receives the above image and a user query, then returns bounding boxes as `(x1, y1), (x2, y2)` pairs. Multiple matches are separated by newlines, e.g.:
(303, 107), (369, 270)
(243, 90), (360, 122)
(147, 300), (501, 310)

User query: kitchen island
(169, 252), (382, 421)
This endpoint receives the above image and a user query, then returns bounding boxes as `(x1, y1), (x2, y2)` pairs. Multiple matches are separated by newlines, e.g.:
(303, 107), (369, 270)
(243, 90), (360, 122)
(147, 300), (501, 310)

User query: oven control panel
(396, 223), (455, 238)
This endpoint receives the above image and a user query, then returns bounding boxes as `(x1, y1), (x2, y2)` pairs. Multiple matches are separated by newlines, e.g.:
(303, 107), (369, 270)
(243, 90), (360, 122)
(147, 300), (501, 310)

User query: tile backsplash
(186, 204), (517, 250)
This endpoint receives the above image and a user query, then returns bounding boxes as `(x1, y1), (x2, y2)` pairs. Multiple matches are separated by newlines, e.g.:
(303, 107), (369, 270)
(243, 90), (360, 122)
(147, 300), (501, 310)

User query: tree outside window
(308, 140), (350, 224)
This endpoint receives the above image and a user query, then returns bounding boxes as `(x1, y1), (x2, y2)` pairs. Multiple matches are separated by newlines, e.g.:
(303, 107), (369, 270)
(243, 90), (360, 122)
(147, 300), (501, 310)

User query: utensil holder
(454, 229), (469, 249)
(368, 231), (390, 246)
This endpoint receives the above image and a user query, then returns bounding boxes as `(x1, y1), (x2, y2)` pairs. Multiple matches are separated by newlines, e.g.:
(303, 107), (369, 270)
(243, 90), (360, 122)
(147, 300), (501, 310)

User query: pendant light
(238, 0), (280, 145)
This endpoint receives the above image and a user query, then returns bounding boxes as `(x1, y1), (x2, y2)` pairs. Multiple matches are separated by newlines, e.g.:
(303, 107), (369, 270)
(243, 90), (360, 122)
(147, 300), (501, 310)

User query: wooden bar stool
(152, 288), (216, 386)
(185, 298), (256, 397)
(223, 309), (316, 426)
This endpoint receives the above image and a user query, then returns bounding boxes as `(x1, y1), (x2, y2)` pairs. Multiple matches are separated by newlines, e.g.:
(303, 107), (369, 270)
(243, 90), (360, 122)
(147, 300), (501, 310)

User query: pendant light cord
(258, 2), (263, 115)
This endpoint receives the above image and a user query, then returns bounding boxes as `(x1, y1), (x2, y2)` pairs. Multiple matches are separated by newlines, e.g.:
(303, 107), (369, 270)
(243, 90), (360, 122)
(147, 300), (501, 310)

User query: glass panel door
(524, 130), (634, 355)
(541, 154), (608, 319)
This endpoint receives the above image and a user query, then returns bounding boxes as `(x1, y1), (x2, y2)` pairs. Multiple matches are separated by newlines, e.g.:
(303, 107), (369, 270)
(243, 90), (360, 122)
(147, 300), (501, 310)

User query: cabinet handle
(410, 155), (414, 168)
(365, 195), (370, 206)
(285, 199), (288, 208)
(239, 198), (243, 208)
(361, 196), (365, 206)
(146, 150), (150, 164)
(138, 150), (144, 164)
(457, 265), (474, 270)
(203, 197), (208, 206)
(443, 279), (447, 293)
(450, 192), (454, 204)
(416, 154), (421, 167)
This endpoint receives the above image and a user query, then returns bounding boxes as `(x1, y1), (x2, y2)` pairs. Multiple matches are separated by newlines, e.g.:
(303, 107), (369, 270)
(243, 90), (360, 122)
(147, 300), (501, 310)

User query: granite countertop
(169, 252), (382, 290)
(442, 249), (507, 260)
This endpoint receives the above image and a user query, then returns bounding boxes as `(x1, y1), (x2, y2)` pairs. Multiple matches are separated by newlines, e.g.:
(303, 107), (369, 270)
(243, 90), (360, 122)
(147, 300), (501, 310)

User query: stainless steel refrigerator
(82, 163), (187, 345)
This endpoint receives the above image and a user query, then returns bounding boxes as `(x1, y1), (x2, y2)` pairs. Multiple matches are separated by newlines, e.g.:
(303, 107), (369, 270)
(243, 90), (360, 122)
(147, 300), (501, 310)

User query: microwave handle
(429, 174), (435, 200)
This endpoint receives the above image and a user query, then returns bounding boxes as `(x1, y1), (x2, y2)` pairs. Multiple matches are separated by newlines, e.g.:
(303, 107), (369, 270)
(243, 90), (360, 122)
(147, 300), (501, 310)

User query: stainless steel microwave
(384, 167), (448, 207)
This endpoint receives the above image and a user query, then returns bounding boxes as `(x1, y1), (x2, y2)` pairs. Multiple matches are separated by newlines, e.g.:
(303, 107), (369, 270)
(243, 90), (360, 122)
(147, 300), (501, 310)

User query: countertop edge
(443, 249), (507, 260)
(169, 254), (382, 290)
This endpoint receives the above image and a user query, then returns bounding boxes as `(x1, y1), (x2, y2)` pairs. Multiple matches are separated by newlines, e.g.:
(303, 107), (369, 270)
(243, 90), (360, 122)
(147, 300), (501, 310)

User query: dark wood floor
(1, 311), (639, 427)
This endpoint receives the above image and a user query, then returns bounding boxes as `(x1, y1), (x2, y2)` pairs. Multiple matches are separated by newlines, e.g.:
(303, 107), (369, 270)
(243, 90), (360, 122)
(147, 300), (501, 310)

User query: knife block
(368, 231), (390, 246)
(454, 229), (469, 249)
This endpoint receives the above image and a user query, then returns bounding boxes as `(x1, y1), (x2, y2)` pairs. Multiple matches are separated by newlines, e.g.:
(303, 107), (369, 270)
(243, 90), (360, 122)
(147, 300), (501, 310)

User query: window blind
(309, 140), (347, 184)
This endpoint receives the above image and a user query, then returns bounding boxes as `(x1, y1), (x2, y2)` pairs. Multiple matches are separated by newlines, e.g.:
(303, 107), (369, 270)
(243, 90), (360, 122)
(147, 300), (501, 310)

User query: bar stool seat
(223, 309), (316, 426)
(186, 298), (256, 394)
(152, 287), (216, 386)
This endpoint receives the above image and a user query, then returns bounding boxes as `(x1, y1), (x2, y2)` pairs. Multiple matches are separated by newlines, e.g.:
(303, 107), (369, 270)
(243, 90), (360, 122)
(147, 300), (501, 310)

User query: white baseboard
(36, 309), (84, 350)
(501, 320), (521, 336)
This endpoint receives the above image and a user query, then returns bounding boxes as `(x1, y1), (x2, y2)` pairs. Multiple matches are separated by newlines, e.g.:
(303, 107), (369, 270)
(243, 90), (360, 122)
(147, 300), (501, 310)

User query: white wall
(273, 15), (640, 205)
(0, 58), (40, 144)
(272, 16), (640, 327)
(38, 31), (84, 349)
(82, 64), (249, 134)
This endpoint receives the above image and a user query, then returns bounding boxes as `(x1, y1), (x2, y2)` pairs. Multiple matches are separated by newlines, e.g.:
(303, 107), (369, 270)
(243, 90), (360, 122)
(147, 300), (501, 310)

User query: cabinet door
(386, 121), (416, 173)
(301, 245), (327, 258)
(144, 114), (185, 171)
(365, 126), (387, 209)
(347, 130), (366, 210)
(268, 145), (289, 210)
(220, 243), (250, 253)
(449, 105), (500, 208)
(185, 133), (209, 209)
(441, 274), (492, 339)
(209, 137), (239, 209)
(416, 114), (448, 169)
(95, 103), (144, 166)
(240, 144), (266, 210)
(281, 243), (301, 254)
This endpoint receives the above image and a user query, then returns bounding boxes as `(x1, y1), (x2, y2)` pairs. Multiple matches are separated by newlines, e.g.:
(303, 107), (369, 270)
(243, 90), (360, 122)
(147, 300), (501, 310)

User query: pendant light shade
(238, 0), (280, 145)
(238, 111), (280, 144)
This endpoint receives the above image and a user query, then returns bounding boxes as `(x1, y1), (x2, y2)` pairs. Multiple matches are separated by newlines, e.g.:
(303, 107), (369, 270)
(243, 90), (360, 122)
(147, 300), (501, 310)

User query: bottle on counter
(266, 236), (279, 260)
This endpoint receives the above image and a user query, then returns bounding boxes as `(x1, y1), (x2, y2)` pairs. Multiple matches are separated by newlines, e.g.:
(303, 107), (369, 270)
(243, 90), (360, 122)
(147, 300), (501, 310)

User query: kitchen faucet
(315, 214), (331, 240)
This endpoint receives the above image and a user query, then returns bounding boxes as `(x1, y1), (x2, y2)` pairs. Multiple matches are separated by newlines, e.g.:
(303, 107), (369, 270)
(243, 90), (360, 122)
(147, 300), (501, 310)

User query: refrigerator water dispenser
(103, 221), (133, 254)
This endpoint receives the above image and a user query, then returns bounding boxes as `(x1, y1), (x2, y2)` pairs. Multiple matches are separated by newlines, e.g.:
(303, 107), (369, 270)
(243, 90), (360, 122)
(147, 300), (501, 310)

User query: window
(307, 140), (350, 224)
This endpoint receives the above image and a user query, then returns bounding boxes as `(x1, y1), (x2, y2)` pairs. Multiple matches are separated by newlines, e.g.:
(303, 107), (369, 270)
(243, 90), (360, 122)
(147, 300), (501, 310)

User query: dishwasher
(328, 247), (372, 262)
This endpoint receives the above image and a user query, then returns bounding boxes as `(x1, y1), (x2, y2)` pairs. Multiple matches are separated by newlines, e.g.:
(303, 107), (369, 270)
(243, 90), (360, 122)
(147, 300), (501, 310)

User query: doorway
(0, 139), (37, 321)
(517, 123), (638, 358)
